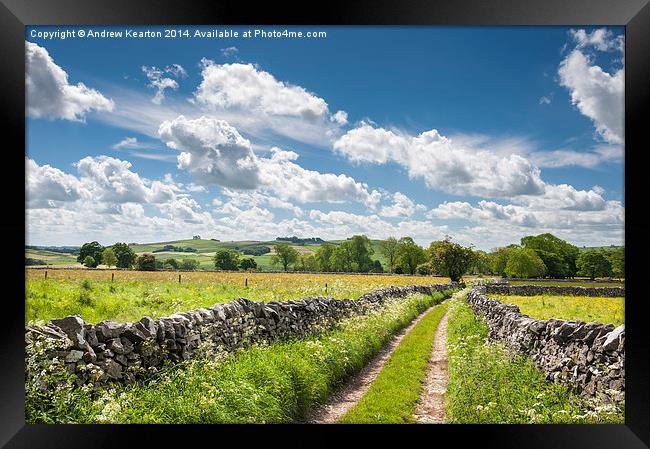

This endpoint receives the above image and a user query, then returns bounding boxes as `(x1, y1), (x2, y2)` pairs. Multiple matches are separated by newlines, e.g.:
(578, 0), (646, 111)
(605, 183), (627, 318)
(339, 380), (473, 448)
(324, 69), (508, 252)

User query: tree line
(73, 233), (624, 281)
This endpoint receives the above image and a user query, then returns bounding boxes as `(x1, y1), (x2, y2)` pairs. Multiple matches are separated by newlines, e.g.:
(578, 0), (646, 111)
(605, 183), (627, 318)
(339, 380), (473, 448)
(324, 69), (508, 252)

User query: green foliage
(606, 247), (624, 278)
(239, 258), (258, 271)
(28, 291), (451, 423)
(521, 233), (579, 278)
(99, 248), (116, 267)
(379, 237), (399, 273)
(296, 254), (318, 272)
(445, 294), (623, 424)
(179, 259), (200, 270)
(427, 237), (474, 282)
(340, 301), (449, 423)
(271, 244), (299, 271)
(416, 262), (433, 275)
(111, 243), (136, 269)
(136, 254), (157, 271)
(82, 256), (96, 268)
(214, 250), (241, 271)
(471, 250), (491, 275)
(315, 244), (335, 272)
(163, 258), (179, 269)
(369, 259), (384, 273)
(576, 250), (612, 280)
(490, 246), (517, 277)
(504, 248), (546, 278)
(395, 237), (426, 275)
(77, 242), (103, 268)
(241, 245), (271, 256)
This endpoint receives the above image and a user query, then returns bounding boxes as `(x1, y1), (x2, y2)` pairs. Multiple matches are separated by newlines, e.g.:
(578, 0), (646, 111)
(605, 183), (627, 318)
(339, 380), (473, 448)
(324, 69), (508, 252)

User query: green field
(25, 269), (450, 324)
(506, 279), (624, 288)
(26, 238), (395, 272)
(492, 294), (624, 326)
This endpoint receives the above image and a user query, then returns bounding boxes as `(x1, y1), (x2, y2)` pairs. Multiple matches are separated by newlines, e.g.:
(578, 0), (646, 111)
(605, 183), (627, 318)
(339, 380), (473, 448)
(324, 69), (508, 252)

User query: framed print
(1, 0), (649, 447)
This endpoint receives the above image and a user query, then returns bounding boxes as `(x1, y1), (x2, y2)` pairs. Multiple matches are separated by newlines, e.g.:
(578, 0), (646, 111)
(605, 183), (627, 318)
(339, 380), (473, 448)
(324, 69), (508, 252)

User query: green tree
(82, 255), (96, 268)
(490, 245), (518, 277)
(77, 241), (103, 268)
(331, 241), (355, 272)
(239, 258), (258, 271)
(370, 259), (384, 273)
(521, 233), (579, 278)
(348, 235), (375, 272)
(297, 254), (318, 272)
(607, 247), (625, 278)
(163, 258), (179, 269)
(471, 250), (491, 275)
(315, 244), (335, 271)
(427, 237), (475, 282)
(214, 250), (241, 271)
(271, 243), (300, 271)
(111, 243), (136, 269)
(504, 248), (546, 279)
(100, 248), (117, 267)
(576, 250), (612, 280)
(395, 237), (426, 275)
(136, 253), (157, 271)
(379, 237), (399, 273)
(179, 258), (200, 270)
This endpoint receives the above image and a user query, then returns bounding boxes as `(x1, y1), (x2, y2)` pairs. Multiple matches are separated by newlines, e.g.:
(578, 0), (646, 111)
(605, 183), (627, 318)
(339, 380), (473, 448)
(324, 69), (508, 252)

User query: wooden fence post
(45, 270), (47, 279)
(245, 278), (248, 287)
(325, 282), (328, 294)
(179, 274), (181, 283)
(111, 272), (114, 282)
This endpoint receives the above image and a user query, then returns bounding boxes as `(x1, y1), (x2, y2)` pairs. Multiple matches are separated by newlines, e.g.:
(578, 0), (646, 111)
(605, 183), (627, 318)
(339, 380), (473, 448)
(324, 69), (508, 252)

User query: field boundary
(26, 283), (458, 390)
(467, 286), (624, 405)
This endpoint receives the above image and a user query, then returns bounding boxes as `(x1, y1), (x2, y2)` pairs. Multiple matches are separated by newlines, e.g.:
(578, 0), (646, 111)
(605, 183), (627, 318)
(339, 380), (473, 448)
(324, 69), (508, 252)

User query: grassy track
(26, 291), (452, 424)
(445, 292), (623, 424)
(339, 301), (449, 423)
(25, 270), (449, 324)
(492, 294), (624, 326)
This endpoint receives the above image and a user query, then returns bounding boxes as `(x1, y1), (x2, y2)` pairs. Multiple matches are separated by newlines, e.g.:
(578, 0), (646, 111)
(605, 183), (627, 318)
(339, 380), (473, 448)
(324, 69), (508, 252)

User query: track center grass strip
(339, 301), (450, 424)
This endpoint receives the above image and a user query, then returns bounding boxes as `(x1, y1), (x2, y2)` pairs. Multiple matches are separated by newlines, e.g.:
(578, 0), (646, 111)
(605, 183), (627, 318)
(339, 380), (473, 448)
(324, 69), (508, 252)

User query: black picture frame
(2, 0), (648, 447)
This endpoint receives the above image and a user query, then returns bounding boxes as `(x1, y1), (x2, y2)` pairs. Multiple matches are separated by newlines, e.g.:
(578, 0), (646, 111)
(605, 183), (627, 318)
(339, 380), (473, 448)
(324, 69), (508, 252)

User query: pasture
(491, 294), (624, 326)
(25, 268), (449, 324)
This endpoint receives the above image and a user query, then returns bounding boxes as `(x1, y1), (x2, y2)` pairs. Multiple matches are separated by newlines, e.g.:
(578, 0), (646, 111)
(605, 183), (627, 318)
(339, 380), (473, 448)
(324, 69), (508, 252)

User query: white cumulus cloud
(26, 41), (114, 121)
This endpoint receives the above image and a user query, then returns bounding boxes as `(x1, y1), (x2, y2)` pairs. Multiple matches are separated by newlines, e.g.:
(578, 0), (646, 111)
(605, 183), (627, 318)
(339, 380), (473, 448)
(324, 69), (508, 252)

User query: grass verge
(339, 301), (449, 424)
(445, 292), (623, 424)
(27, 290), (453, 424)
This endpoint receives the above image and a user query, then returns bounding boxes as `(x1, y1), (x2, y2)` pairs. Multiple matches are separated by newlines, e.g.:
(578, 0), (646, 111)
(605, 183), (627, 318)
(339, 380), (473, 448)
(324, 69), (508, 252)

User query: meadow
(491, 294), (624, 326)
(25, 268), (449, 324)
(507, 279), (624, 288)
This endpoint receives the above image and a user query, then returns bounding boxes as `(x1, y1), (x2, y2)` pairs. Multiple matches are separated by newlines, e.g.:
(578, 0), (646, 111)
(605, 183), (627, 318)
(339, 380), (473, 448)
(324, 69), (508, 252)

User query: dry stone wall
(26, 283), (457, 389)
(485, 284), (624, 297)
(467, 286), (624, 405)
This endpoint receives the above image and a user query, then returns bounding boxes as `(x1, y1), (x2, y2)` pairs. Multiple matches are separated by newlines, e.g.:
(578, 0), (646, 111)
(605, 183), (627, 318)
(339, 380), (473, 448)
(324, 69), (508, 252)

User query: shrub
(179, 259), (200, 270)
(214, 250), (240, 271)
(136, 254), (157, 271)
(82, 256), (96, 268)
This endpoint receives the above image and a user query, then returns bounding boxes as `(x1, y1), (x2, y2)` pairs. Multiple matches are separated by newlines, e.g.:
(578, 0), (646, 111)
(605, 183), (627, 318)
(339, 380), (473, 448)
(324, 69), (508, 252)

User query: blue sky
(25, 26), (624, 249)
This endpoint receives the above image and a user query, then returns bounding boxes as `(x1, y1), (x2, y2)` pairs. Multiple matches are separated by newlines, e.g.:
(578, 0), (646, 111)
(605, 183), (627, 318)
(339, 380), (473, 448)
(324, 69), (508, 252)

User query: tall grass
(445, 293), (623, 424)
(27, 291), (453, 424)
(26, 271), (450, 324)
(493, 294), (624, 326)
(340, 301), (449, 423)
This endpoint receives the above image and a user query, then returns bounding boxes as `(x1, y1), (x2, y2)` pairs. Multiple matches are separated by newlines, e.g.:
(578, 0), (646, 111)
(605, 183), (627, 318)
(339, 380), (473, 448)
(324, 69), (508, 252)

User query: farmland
(25, 268), (449, 324)
(25, 238), (390, 271)
(491, 294), (624, 326)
